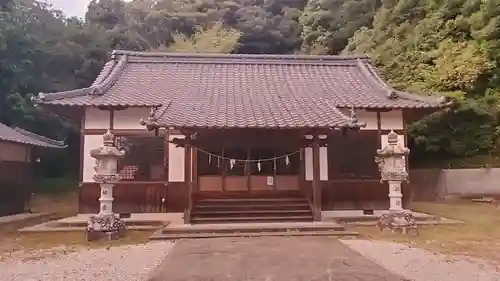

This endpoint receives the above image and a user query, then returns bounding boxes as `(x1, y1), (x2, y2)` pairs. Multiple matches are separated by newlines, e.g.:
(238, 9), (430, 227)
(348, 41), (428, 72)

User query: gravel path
(342, 239), (500, 281)
(0, 241), (174, 281)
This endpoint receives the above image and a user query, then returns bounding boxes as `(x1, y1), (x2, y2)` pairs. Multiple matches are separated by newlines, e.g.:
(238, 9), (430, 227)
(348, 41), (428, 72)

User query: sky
(45, 0), (92, 18)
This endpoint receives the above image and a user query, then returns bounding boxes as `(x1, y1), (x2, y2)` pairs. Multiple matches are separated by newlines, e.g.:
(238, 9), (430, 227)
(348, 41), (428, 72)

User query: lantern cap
(103, 129), (115, 146)
(376, 130), (409, 157)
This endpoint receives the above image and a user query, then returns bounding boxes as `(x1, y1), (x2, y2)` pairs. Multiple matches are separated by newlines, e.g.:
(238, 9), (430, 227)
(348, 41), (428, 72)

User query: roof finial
(347, 106), (367, 129)
(140, 106), (159, 131)
(387, 90), (398, 100)
(349, 106), (358, 124)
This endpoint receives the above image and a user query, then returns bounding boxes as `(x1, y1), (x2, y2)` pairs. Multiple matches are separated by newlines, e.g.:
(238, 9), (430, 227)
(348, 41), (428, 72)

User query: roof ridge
(113, 50), (370, 61)
(90, 53), (128, 96)
(36, 54), (128, 102)
(13, 127), (66, 148)
(126, 56), (362, 66)
(355, 59), (396, 99)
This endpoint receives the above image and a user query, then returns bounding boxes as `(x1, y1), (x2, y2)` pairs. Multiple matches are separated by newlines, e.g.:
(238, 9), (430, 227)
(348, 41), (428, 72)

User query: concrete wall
(411, 168), (500, 201)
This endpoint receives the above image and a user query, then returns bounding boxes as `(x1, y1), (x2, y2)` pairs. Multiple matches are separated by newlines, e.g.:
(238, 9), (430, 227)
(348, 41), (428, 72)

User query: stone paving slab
(18, 213), (182, 233)
(149, 236), (405, 281)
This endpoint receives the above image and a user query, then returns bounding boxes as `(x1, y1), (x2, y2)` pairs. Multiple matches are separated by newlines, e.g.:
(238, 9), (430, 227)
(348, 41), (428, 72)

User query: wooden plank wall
(79, 182), (188, 213)
(0, 161), (32, 216)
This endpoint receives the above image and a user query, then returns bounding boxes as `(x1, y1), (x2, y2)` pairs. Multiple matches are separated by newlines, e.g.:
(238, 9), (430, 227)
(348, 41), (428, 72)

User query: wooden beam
(376, 111), (382, 149)
(312, 135), (322, 221)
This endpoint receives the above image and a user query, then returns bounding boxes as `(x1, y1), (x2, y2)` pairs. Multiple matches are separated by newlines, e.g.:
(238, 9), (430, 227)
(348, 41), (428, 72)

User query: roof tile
(35, 51), (449, 129)
(0, 123), (66, 148)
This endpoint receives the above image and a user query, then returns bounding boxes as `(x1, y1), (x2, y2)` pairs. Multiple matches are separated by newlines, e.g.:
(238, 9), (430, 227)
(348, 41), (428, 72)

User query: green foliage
(410, 100), (499, 158)
(166, 22), (241, 53)
(299, 0), (380, 54)
(35, 177), (78, 194)
(2, 0), (500, 169)
(343, 0), (500, 165)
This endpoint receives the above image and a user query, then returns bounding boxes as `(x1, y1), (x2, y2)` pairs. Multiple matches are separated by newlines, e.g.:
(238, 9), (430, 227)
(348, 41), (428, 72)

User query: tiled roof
(34, 51), (450, 129)
(0, 123), (66, 148)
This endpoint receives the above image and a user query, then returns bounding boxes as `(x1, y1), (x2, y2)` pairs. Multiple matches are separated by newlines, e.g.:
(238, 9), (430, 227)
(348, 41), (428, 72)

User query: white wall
(356, 110), (378, 130)
(380, 110), (404, 130)
(168, 134), (185, 182)
(338, 109), (404, 131)
(113, 108), (151, 130)
(84, 107), (110, 129)
(84, 107), (151, 130)
(304, 135), (328, 181)
(82, 135), (102, 182)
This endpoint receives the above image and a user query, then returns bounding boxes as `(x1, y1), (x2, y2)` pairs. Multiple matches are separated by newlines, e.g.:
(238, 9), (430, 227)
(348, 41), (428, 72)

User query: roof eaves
(319, 98), (367, 129)
(359, 60), (450, 107)
(13, 127), (67, 148)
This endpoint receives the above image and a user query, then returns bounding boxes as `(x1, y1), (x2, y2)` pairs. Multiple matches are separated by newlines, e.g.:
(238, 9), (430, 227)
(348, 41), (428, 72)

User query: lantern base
(86, 214), (127, 242)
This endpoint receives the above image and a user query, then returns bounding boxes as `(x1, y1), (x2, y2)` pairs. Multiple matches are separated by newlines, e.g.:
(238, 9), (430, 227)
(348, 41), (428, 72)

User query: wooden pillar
(184, 140), (192, 224)
(312, 135), (322, 221)
(192, 148), (198, 192)
(164, 131), (169, 182)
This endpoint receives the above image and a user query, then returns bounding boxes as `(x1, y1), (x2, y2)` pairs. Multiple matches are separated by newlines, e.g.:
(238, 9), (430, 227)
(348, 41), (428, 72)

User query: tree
(300, 0), (381, 54)
(166, 22), (241, 53)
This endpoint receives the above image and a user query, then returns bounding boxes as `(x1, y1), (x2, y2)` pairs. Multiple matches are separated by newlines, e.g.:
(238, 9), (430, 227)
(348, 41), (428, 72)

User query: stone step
(150, 230), (359, 240)
(160, 221), (346, 235)
(191, 215), (313, 224)
(195, 197), (306, 205)
(194, 202), (310, 210)
(192, 209), (312, 216)
(333, 213), (441, 223)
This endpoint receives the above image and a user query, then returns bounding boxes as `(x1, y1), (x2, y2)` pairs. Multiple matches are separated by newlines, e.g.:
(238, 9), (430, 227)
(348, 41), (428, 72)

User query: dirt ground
(149, 236), (405, 281)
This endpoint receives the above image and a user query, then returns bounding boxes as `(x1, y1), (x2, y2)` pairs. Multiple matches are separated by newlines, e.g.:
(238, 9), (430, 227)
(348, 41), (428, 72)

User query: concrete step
(150, 230), (359, 240)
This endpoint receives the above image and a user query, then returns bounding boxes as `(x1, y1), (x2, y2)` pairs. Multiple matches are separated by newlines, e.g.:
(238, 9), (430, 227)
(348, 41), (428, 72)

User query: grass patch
(0, 192), (155, 260)
(30, 191), (79, 218)
(354, 200), (500, 264)
(35, 177), (78, 195)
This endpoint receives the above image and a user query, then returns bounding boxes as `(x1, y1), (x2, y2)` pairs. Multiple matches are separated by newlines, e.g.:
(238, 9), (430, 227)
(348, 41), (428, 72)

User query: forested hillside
(1, 0), (499, 172)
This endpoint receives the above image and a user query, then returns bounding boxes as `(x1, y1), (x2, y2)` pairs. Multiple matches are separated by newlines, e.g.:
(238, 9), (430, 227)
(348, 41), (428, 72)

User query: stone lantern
(375, 130), (409, 212)
(87, 129), (127, 241)
(91, 130), (126, 215)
